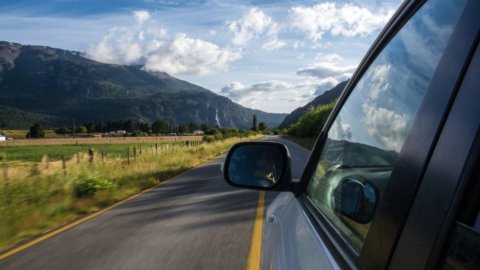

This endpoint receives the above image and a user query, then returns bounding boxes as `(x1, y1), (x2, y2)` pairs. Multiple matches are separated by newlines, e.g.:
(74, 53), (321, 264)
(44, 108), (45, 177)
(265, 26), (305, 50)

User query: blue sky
(0, 0), (402, 113)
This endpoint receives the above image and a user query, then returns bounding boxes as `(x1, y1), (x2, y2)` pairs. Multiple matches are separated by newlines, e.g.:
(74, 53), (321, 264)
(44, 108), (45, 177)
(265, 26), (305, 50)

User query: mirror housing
(223, 142), (294, 192)
(333, 178), (379, 224)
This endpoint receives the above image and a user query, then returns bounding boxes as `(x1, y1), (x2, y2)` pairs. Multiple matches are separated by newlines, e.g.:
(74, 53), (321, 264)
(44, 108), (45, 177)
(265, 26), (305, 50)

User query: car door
(262, 0), (479, 269)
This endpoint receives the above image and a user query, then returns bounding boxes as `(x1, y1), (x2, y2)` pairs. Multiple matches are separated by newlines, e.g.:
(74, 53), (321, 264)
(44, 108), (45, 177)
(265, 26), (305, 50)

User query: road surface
(0, 136), (310, 270)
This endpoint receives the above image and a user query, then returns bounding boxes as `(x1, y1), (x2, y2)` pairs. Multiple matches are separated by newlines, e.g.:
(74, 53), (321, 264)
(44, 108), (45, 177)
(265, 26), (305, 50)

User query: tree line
(26, 115), (271, 138)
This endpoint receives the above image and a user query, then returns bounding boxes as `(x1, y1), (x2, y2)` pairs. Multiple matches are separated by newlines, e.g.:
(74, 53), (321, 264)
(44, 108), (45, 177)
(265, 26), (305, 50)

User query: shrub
(73, 176), (115, 198)
(288, 101), (336, 138)
(202, 135), (215, 143)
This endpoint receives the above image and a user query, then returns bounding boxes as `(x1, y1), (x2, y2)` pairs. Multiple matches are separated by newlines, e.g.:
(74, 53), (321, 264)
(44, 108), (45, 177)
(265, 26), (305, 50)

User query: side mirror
(333, 179), (379, 224)
(223, 142), (292, 191)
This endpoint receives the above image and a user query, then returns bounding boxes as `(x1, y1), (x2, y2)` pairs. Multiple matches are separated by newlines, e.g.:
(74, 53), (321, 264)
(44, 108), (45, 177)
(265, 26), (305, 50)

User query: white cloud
(297, 62), (355, 79)
(143, 33), (241, 75)
(85, 27), (144, 65)
(133, 10), (151, 25)
(297, 54), (355, 92)
(289, 2), (395, 41)
(261, 39), (286, 51)
(85, 12), (241, 75)
(227, 8), (284, 50)
(220, 77), (340, 112)
(362, 103), (408, 152)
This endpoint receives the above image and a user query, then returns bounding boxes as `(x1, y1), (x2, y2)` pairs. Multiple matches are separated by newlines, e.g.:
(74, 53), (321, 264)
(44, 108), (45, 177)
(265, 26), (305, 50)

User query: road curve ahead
(0, 136), (309, 270)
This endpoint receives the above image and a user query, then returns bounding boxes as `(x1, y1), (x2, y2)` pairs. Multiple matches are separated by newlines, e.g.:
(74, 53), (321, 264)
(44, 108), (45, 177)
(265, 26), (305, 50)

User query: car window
(305, 0), (467, 252)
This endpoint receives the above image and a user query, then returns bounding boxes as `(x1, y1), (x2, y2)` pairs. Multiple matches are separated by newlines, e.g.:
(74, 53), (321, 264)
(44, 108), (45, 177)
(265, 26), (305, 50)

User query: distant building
(116, 130), (127, 134)
(0, 134), (5, 141)
(193, 130), (204, 135)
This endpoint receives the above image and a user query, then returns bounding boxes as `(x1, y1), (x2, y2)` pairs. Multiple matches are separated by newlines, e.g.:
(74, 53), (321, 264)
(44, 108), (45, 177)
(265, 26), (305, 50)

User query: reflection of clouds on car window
(329, 116), (352, 141)
(361, 103), (408, 152)
(326, 0), (464, 153)
(366, 64), (391, 100)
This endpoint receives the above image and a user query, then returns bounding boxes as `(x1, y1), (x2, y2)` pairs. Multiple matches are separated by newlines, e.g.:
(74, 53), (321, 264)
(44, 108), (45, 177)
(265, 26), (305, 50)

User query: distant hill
(0, 41), (286, 129)
(278, 81), (348, 129)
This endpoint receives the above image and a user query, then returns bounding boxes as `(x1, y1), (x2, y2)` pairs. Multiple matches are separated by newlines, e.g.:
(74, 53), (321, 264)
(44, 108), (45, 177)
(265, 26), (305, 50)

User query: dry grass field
(0, 134), (262, 251)
(0, 135), (202, 147)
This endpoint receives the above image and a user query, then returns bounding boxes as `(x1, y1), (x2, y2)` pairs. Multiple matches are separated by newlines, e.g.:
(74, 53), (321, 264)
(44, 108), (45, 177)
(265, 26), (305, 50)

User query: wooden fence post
(76, 153), (80, 164)
(2, 161), (8, 183)
(133, 146), (137, 161)
(127, 147), (130, 165)
(101, 150), (105, 164)
(62, 155), (67, 175)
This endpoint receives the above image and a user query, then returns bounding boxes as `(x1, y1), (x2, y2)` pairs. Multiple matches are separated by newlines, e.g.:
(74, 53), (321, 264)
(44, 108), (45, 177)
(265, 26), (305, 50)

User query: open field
(0, 137), (202, 162)
(0, 135), (261, 251)
(0, 135), (201, 147)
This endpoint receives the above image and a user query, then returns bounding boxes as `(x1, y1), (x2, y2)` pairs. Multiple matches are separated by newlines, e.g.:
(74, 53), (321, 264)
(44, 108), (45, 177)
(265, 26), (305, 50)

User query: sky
(0, 0), (402, 114)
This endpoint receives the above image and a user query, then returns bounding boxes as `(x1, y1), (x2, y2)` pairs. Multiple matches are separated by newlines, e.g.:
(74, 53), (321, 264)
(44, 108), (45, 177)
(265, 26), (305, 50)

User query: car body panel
(263, 192), (341, 270)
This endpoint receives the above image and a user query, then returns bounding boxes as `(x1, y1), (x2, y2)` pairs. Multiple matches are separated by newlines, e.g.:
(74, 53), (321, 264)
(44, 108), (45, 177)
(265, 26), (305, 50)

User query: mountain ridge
(278, 81), (348, 129)
(0, 41), (286, 129)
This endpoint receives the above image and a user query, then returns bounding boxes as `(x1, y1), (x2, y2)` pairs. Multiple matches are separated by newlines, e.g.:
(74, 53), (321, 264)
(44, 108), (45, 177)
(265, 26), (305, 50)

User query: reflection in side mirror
(333, 179), (378, 224)
(224, 142), (289, 189)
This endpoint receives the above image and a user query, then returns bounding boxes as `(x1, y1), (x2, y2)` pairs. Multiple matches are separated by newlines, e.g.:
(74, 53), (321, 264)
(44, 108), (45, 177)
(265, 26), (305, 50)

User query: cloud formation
(227, 8), (284, 50)
(143, 33), (241, 75)
(133, 10), (151, 25)
(86, 10), (241, 75)
(220, 79), (320, 111)
(297, 53), (355, 96)
(289, 2), (394, 41)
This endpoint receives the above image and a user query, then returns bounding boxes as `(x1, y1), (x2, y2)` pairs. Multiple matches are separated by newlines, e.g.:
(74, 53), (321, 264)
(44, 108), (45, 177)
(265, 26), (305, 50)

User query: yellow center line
(246, 191), (265, 270)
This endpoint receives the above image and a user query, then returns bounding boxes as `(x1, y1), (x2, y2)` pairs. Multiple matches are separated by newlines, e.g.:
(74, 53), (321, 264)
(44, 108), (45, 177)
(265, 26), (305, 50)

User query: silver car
(223, 0), (480, 269)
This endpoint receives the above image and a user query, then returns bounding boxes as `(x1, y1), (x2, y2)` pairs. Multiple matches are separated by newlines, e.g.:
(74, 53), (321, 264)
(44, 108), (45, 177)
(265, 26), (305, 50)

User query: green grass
(0, 129), (56, 138)
(0, 136), (261, 251)
(0, 142), (188, 162)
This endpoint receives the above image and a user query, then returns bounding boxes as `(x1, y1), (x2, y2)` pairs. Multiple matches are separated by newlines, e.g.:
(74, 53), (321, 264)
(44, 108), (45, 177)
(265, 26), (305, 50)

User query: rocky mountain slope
(0, 41), (286, 129)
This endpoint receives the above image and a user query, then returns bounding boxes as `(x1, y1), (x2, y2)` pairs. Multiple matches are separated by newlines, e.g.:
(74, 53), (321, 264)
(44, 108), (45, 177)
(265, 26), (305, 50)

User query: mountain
(278, 81), (348, 129)
(0, 41), (286, 129)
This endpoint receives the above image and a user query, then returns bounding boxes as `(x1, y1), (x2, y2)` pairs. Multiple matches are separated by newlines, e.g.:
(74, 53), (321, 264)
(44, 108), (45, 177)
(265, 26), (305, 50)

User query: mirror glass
(333, 179), (378, 224)
(227, 144), (286, 188)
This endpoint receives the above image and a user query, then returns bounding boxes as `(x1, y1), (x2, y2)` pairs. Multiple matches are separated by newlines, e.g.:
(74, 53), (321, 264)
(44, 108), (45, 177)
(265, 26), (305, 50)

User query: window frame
(389, 18), (480, 269)
(293, 0), (479, 269)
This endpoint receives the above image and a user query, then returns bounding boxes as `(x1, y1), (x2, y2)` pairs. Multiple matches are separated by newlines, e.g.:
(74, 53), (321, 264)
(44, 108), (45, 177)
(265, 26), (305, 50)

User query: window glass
(306, 0), (467, 252)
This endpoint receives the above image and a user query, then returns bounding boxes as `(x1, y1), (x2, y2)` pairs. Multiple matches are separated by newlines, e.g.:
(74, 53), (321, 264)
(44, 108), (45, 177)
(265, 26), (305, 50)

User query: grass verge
(0, 135), (261, 251)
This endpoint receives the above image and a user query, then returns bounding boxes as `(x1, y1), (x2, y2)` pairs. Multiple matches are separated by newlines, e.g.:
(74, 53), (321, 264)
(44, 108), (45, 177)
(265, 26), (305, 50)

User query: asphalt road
(0, 136), (310, 270)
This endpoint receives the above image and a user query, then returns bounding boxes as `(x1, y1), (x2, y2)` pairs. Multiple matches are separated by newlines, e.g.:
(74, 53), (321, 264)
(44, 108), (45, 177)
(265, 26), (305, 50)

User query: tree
(258, 122), (268, 131)
(75, 125), (88, 133)
(94, 122), (105, 133)
(151, 119), (170, 134)
(137, 121), (151, 133)
(28, 123), (45, 138)
(124, 119), (135, 133)
(71, 120), (76, 135)
(288, 101), (336, 138)
(178, 124), (190, 134)
(252, 115), (258, 131)
(83, 122), (94, 133)
(55, 127), (71, 134)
